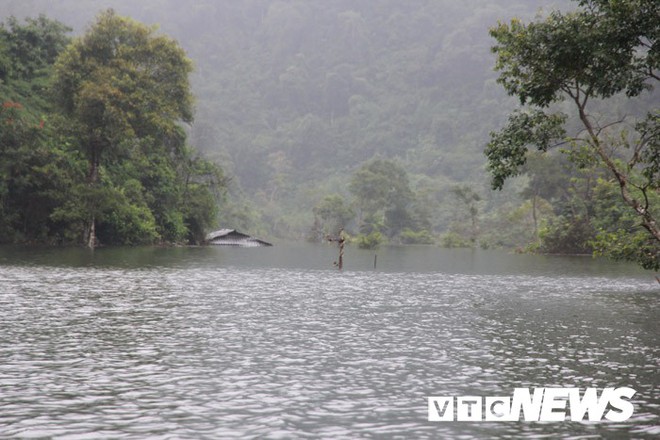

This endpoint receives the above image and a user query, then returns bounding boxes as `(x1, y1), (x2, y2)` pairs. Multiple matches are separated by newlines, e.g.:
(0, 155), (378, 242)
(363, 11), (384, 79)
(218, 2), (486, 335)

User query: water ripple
(0, 261), (657, 439)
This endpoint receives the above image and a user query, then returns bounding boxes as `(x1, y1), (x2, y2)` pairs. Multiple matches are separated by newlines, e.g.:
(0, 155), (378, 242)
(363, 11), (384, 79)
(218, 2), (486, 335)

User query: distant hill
(1, 0), (573, 237)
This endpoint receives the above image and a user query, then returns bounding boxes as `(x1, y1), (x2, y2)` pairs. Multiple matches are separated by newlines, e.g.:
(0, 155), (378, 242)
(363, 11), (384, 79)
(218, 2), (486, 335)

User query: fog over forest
(3, 0), (621, 245)
(3, 3), (660, 438)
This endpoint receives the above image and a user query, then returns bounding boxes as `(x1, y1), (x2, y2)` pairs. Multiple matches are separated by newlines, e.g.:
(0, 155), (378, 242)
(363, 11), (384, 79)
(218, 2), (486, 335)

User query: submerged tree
(486, 0), (659, 269)
(52, 9), (195, 247)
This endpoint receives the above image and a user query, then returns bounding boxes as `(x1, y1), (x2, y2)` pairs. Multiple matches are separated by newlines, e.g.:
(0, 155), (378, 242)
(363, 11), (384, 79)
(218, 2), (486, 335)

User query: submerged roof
(206, 229), (249, 241)
(205, 229), (272, 247)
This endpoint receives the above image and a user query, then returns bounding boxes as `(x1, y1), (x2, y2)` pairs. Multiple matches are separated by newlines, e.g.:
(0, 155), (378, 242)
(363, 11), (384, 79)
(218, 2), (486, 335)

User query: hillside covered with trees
(1, 0), (657, 268)
(0, 10), (224, 246)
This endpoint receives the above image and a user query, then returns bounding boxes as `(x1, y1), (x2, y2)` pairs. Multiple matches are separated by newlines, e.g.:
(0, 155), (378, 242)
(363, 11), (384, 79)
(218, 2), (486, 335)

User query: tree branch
(649, 67), (660, 82)
(629, 181), (651, 212)
(573, 93), (660, 241)
(594, 117), (626, 137)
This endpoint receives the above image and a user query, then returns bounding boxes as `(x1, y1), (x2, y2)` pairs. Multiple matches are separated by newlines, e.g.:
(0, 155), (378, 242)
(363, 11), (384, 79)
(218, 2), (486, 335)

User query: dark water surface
(0, 244), (658, 439)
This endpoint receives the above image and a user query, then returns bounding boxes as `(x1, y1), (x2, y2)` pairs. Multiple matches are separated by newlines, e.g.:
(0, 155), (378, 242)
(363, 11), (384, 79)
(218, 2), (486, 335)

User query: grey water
(0, 243), (658, 439)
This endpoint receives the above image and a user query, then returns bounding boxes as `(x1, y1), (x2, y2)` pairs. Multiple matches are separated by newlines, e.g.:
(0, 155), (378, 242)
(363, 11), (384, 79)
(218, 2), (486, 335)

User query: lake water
(0, 243), (658, 439)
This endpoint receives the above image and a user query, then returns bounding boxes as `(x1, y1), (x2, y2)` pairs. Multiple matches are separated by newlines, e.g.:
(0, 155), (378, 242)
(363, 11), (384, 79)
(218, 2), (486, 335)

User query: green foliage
(358, 212), (385, 236)
(0, 15), (71, 114)
(537, 216), (595, 255)
(487, 0), (660, 269)
(156, 0), (534, 239)
(0, 11), (224, 247)
(575, 0), (659, 93)
(52, 9), (194, 161)
(490, 4), (655, 106)
(0, 19), (87, 245)
(589, 177), (660, 270)
(312, 193), (354, 237)
(591, 229), (659, 271)
(217, 197), (267, 239)
(48, 9), (221, 246)
(3, 1), (568, 242)
(349, 158), (415, 238)
(1, 3), (656, 266)
(399, 228), (435, 245)
(440, 231), (473, 248)
(637, 111), (660, 188)
(445, 184), (483, 246)
(0, 15), (71, 81)
(349, 159), (413, 216)
(96, 179), (159, 245)
(355, 231), (384, 250)
(481, 198), (556, 250)
(486, 110), (567, 190)
(181, 154), (226, 244)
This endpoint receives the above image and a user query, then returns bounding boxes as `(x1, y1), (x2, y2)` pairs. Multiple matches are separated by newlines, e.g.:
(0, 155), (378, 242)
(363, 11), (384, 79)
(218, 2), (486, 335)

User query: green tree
(355, 230), (384, 249)
(349, 158), (414, 238)
(448, 184), (482, 246)
(590, 177), (660, 270)
(518, 152), (567, 239)
(52, 9), (194, 247)
(0, 15), (71, 105)
(486, 0), (659, 269)
(5, 2), (622, 242)
(399, 228), (435, 245)
(312, 193), (354, 237)
(0, 16), (76, 243)
(179, 150), (228, 243)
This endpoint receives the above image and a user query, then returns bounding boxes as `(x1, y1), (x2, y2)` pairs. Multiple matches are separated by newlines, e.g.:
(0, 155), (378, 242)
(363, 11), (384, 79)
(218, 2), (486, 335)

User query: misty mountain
(1, 0), (573, 237)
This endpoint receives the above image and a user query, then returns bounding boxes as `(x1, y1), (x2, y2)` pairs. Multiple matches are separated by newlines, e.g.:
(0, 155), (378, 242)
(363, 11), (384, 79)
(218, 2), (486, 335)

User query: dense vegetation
(3, 0), (558, 242)
(486, 0), (659, 269)
(1, 0), (657, 269)
(0, 11), (224, 246)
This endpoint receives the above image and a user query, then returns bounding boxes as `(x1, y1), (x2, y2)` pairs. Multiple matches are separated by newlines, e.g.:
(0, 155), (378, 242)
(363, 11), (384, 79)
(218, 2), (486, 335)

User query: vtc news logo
(428, 387), (636, 422)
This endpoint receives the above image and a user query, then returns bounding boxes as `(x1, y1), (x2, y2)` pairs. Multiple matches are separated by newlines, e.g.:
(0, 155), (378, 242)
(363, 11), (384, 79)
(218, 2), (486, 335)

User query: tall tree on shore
(485, 0), (659, 269)
(52, 9), (194, 247)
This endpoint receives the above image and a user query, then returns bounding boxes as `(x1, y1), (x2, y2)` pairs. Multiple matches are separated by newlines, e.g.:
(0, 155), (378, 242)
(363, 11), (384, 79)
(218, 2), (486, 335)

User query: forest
(0, 0), (658, 269)
(0, 11), (224, 246)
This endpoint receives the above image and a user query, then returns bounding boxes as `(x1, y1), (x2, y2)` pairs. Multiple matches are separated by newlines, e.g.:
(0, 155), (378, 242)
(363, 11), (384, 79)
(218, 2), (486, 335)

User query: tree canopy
(0, 11), (224, 247)
(486, 0), (659, 269)
(1, 1), (658, 267)
(1, 0), (559, 246)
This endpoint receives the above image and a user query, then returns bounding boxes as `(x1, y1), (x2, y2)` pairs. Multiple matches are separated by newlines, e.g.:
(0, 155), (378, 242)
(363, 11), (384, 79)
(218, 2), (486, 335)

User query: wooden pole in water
(374, 254), (377, 269)
(337, 229), (345, 270)
(327, 228), (345, 270)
